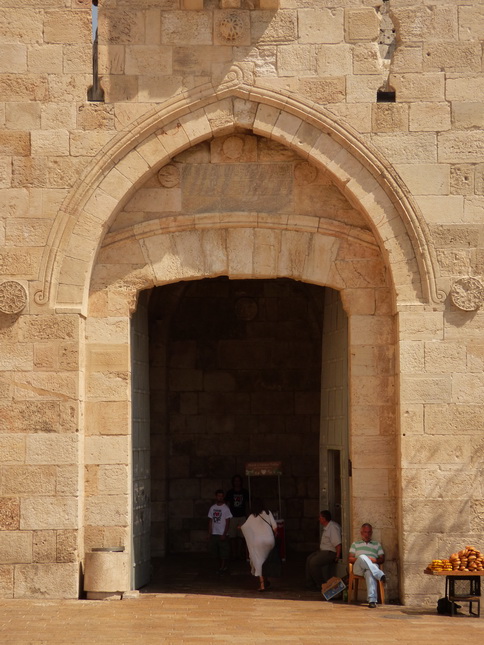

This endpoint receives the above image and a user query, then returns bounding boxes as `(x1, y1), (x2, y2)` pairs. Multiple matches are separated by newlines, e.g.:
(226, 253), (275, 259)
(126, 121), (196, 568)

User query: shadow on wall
(95, 1), (279, 103)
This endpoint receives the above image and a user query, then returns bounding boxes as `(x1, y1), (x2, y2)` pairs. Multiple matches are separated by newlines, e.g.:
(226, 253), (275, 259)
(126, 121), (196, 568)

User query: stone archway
(34, 85), (443, 314)
(42, 84), (448, 604)
(83, 117), (400, 597)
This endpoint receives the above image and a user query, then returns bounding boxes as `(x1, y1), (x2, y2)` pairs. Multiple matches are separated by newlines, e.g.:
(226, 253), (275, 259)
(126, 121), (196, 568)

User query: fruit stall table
(424, 569), (483, 617)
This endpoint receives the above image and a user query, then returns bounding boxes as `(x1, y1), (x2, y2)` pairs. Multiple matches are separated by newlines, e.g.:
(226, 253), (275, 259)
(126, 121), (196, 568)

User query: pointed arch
(34, 83), (444, 312)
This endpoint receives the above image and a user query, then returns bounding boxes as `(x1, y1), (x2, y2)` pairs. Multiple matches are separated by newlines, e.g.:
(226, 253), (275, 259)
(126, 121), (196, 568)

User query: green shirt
(349, 539), (384, 560)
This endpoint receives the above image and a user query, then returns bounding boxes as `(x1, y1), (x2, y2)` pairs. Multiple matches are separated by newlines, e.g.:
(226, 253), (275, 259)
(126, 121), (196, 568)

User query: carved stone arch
(34, 84), (443, 312)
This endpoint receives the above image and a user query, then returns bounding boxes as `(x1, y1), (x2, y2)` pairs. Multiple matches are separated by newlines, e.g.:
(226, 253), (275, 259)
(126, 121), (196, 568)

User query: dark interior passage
(148, 278), (326, 558)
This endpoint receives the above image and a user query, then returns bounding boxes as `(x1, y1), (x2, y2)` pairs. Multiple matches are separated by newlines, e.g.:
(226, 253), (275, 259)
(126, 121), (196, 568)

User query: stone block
(56, 529), (78, 563)
(125, 46), (172, 76)
(0, 565), (13, 598)
(5, 101), (41, 130)
(86, 345), (130, 373)
(298, 77), (345, 104)
(0, 531), (32, 564)
(44, 11), (91, 44)
(85, 495), (129, 527)
(400, 404), (424, 435)
(349, 315), (393, 346)
(6, 218), (51, 247)
(183, 0), (204, 9)
(20, 497), (78, 530)
(439, 131), (484, 164)
(345, 8), (379, 42)
(33, 530), (56, 563)
(299, 8), (343, 44)
(398, 312), (444, 341)
(409, 102), (450, 132)
(31, 130), (69, 156)
(0, 497), (20, 530)
(458, 5), (484, 41)
(391, 45), (422, 73)
(372, 104), (408, 133)
(416, 195), (465, 225)
(392, 6), (457, 42)
(0, 73), (48, 102)
(277, 44), (314, 77)
(352, 43), (382, 75)
(0, 342), (33, 371)
(451, 373), (484, 405)
(423, 43), (481, 73)
(446, 77), (484, 102)
(251, 10), (297, 44)
(401, 375), (452, 405)
(26, 435), (78, 466)
(452, 103), (484, 130)
(0, 130), (30, 156)
(63, 43), (92, 74)
(390, 73), (445, 102)
(436, 248), (472, 276)
(85, 436), (129, 465)
(0, 436), (25, 464)
(0, 44), (26, 72)
(27, 44), (63, 74)
(14, 563), (79, 599)
(162, 11), (212, 46)
(399, 341), (424, 374)
(97, 465), (129, 495)
(317, 44), (352, 76)
(0, 466), (56, 496)
(401, 499), (468, 534)
(346, 74), (384, 103)
(395, 163), (449, 196)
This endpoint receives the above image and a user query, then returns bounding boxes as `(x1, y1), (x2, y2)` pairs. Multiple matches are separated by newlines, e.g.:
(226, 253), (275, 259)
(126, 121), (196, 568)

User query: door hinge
(348, 458), (352, 477)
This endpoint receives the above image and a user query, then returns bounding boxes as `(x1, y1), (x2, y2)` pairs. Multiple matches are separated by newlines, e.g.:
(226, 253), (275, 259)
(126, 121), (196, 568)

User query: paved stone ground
(2, 555), (483, 644)
(1, 595), (484, 645)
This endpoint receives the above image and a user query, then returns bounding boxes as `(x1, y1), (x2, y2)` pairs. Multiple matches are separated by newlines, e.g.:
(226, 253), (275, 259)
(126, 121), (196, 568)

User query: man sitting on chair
(348, 523), (386, 608)
(305, 510), (341, 590)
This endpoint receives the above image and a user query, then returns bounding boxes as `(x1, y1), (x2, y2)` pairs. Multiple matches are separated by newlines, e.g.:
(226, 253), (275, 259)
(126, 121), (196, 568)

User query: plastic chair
(347, 562), (385, 604)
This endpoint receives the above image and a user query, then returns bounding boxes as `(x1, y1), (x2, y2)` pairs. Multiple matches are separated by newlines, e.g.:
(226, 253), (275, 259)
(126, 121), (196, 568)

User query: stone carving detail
(294, 161), (318, 185)
(222, 136), (245, 160)
(217, 12), (246, 44)
(0, 281), (28, 314)
(450, 277), (484, 311)
(158, 164), (180, 188)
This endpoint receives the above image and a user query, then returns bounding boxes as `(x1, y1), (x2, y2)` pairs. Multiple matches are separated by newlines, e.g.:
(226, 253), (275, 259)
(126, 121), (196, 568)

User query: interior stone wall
(149, 277), (323, 554)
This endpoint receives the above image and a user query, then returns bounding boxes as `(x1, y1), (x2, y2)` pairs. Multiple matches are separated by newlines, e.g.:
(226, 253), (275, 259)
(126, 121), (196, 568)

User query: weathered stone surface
(0, 498), (20, 530)
(14, 563), (79, 598)
(20, 497), (78, 530)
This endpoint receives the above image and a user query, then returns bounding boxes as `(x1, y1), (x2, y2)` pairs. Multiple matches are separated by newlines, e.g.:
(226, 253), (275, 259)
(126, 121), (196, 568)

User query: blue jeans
(353, 555), (384, 603)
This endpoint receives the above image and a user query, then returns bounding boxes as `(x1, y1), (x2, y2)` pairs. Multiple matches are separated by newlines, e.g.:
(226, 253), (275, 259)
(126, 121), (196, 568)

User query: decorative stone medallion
(217, 12), (247, 45)
(222, 135), (245, 160)
(0, 281), (28, 314)
(157, 164), (180, 188)
(450, 277), (484, 311)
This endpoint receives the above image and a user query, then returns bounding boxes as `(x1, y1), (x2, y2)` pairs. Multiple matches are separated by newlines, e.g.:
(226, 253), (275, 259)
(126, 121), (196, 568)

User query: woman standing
(241, 498), (277, 592)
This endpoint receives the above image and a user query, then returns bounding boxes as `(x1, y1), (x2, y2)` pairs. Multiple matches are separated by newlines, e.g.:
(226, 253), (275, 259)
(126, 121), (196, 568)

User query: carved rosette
(218, 12), (245, 43)
(450, 277), (484, 311)
(0, 281), (28, 314)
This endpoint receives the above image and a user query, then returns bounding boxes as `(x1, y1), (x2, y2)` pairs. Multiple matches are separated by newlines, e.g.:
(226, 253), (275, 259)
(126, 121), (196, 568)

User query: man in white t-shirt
(305, 510), (342, 590)
(208, 489), (232, 574)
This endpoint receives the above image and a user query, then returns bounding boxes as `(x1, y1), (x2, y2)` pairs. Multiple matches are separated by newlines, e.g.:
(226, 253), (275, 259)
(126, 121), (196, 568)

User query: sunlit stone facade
(0, 1), (483, 603)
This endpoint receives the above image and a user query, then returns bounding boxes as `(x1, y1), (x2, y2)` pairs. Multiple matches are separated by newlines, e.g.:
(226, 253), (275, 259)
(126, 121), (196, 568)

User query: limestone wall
(0, 0), (483, 603)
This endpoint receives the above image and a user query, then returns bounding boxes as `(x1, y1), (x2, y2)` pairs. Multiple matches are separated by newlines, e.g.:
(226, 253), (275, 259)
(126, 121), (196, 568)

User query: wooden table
(424, 569), (483, 617)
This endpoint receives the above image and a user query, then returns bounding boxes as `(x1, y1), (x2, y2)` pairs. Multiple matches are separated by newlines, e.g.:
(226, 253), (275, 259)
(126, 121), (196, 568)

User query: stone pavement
(1, 594), (484, 645)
